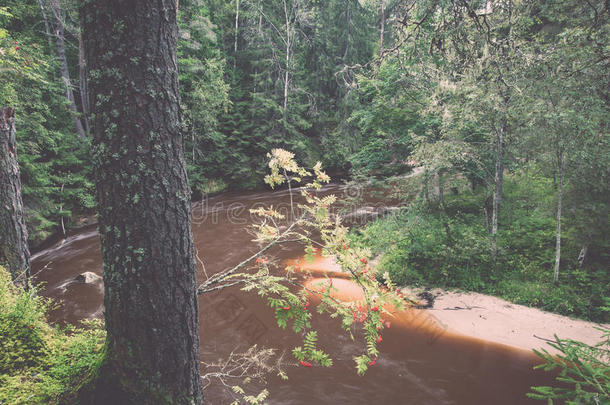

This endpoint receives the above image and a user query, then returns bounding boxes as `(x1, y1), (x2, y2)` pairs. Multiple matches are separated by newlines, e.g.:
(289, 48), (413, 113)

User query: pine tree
(79, 1), (203, 403)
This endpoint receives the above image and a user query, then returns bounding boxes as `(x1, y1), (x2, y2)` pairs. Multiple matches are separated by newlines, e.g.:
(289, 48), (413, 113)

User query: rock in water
(74, 271), (102, 284)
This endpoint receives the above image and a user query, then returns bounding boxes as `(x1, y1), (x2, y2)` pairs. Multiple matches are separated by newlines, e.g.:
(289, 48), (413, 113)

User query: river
(31, 184), (554, 404)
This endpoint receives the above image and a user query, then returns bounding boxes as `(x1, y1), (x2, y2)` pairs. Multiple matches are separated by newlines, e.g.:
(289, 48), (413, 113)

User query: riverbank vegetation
(528, 330), (610, 403)
(0, 266), (105, 404)
(351, 169), (609, 322)
(2, 0), (608, 256)
(1, 0), (609, 403)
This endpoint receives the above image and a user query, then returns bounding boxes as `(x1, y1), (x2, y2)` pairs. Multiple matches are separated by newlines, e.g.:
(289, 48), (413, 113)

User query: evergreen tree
(79, 0), (203, 402)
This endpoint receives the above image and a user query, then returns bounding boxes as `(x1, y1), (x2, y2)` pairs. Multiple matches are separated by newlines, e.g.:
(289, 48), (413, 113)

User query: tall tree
(80, 0), (203, 403)
(0, 107), (30, 286)
(385, 0), (527, 258)
(43, 0), (87, 138)
(520, 0), (610, 282)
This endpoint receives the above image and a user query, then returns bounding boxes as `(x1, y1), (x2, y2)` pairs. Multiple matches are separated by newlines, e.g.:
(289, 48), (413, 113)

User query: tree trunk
(0, 107), (30, 287)
(234, 0), (240, 54)
(343, 0), (351, 60)
(423, 170), (430, 203)
(282, 0), (291, 115)
(577, 244), (588, 268)
(484, 193), (493, 234)
(437, 171), (444, 206)
(50, 0), (87, 139)
(379, 0), (385, 55)
(58, 183), (66, 238)
(81, 1), (203, 403)
(78, 30), (90, 135)
(491, 120), (505, 260)
(37, 0), (55, 52)
(233, 0), (239, 70)
(553, 153), (563, 284)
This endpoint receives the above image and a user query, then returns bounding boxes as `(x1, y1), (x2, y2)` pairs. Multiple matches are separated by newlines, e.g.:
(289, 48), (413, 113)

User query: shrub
(350, 172), (610, 322)
(0, 267), (105, 404)
(0, 272), (49, 375)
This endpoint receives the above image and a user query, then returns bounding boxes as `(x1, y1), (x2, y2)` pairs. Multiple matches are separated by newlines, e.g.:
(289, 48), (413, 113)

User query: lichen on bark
(79, 1), (204, 403)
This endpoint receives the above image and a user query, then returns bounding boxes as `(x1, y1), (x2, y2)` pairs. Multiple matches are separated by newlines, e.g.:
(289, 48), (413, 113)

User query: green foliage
(0, 266), (105, 404)
(352, 171), (610, 322)
(346, 60), (423, 177)
(0, 271), (48, 374)
(292, 331), (332, 368)
(528, 330), (610, 404)
(178, 1), (232, 196)
(1, 0), (95, 245)
(203, 151), (404, 386)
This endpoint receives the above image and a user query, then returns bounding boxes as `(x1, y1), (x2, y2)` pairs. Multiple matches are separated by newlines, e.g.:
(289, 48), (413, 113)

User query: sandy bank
(416, 288), (609, 355)
(289, 255), (608, 355)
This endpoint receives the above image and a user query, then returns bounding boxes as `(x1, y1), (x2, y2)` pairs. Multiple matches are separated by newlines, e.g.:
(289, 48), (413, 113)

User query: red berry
(377, 335), (383, 343)
(368, 357), (377, 366)
(300, 360), (312, 367)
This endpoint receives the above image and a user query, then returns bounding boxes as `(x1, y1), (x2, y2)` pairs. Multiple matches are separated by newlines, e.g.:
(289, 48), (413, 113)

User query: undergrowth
(350, 173), (610, 323)
(0, 266), (105, 405)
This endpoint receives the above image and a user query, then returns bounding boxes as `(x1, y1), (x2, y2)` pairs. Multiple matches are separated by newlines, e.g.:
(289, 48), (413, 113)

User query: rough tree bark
(81, 1), (203, 403)
(0, 107), (30, 286)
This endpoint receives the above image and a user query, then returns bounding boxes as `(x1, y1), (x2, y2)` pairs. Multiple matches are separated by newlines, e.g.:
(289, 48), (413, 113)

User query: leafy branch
(528, 328), (610, 404)
(197, 149), (410, 389)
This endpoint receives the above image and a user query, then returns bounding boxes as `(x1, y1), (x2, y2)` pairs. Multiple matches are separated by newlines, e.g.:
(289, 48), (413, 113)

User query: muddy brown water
(32, 184), (555, 404)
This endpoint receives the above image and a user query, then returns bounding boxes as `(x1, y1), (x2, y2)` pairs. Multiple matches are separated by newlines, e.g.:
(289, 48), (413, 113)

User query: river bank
(406, 287), (609, 355)
(31, 183), (566, 404)
(292, 255), (609, 355)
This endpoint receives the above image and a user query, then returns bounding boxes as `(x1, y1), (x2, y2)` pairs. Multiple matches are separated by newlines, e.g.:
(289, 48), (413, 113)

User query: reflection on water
(32, 184), (553, 404)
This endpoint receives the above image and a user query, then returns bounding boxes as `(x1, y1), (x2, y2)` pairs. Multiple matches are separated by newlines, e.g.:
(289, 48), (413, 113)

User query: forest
(0, 0), (608, 404)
